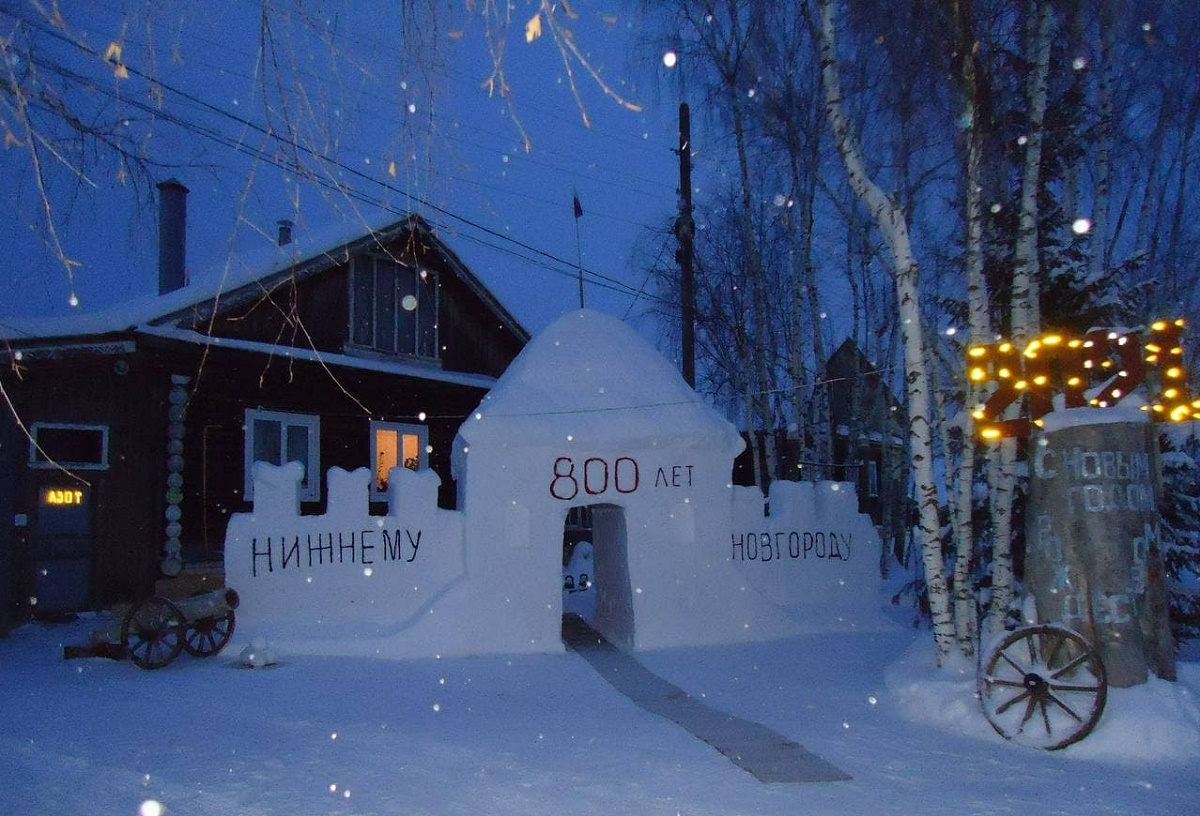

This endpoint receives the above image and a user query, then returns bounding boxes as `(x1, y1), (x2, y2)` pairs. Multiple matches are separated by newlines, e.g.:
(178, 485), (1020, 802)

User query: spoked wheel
(182, 610), (236, 658)
(121, 596), (185, 670)
(979, 624), (1107, 750)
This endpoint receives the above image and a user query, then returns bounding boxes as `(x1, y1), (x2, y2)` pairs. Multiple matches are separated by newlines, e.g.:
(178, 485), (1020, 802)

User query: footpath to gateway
(561, 614), (852, 784)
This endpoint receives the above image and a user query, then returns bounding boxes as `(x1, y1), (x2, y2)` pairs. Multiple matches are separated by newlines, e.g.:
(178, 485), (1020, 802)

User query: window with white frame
(349, 253), (438, 359)
(29, 423), (109, 469)
(370, 421), (428, 498)
(244, 409), (321, 501)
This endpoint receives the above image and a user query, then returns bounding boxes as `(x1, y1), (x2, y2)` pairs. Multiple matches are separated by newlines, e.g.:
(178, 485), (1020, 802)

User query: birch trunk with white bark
(818, 0), (955, 664)
(986, 0), (1054, 637)
(948, 0), (991, 657)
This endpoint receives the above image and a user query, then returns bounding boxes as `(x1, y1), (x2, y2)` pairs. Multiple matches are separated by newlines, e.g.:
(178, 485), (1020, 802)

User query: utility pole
(676, 103), (696, 387)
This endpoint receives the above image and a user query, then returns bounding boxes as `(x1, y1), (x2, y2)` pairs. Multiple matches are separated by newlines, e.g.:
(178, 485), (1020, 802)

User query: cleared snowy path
(562, 614), (852, 783)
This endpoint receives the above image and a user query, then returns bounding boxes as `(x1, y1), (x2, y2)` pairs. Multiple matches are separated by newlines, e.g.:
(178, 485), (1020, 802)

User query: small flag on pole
(573, 191), (584, 308)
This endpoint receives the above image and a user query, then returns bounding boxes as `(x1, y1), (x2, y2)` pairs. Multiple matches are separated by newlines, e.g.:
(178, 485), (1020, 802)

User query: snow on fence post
(1025, 412), (1176, 686)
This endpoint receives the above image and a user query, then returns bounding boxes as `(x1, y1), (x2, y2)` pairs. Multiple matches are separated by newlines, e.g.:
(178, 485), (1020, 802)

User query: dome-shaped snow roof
(457, 309), (742, 452)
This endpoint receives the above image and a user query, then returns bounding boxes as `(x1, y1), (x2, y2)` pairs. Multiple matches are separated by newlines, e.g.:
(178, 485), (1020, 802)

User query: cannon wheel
(979, 624), (1107, 750)
(182, 609), (236, 658)
(121, 596), (185, 670)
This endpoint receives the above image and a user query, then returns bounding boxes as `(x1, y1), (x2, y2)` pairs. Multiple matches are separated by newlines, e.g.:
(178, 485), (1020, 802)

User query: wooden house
(0, 182), (527, 626)
(729, 339), (909, 555)
(823, 338), (908, 544)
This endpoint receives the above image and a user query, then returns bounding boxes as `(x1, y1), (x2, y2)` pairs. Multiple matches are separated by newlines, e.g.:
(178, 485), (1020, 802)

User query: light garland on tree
(967, 319), (1198, 440)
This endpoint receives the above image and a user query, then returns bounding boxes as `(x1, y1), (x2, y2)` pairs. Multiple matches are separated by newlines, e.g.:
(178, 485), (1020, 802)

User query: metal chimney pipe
(157, 179), (189, 295)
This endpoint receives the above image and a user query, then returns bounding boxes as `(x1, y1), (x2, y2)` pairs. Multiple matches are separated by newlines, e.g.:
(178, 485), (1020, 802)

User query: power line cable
(4, 8), (673, 305)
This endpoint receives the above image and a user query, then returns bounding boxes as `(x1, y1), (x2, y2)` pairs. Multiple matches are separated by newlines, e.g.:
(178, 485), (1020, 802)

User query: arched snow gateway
(225, 310), (890, 658)
(453, 309), (785, 651)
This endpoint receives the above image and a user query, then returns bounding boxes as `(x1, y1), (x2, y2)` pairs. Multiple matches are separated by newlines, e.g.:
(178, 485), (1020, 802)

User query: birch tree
(983, 0), (1054, 637)
(754, 4), (831, 473)
(817, 0), (955, 664)
(943, 0), (995, 655)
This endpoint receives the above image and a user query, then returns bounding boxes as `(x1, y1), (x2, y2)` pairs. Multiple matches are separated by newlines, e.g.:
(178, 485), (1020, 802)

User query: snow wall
(224, 310), (892, 658)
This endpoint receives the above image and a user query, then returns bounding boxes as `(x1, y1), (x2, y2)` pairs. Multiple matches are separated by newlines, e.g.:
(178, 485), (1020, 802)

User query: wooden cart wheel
(182, 610), (236, 658)
(121, 596), (185, 670)
(978, 624), (1107, 750)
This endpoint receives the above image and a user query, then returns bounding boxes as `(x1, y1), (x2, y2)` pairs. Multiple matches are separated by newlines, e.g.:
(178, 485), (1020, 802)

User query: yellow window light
(968, 346), (988, 358)
(1043, 334), (1063, 346)
(1168, 367), (1183, 378)
(1033, 375), (1048, 385)
(980, 427), (1002, 440)
(1151, 320), (1167, 332)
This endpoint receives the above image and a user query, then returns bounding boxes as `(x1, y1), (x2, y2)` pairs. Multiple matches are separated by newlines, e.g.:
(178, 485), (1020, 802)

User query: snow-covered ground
(2, 611), (1198, 816)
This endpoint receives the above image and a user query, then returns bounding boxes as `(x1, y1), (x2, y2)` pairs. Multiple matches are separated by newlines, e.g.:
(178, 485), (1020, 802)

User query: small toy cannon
(65, 588), (239, 670)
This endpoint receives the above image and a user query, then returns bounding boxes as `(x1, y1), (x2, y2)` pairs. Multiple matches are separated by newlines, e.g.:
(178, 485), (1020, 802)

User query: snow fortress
(224, 310), (892, 658)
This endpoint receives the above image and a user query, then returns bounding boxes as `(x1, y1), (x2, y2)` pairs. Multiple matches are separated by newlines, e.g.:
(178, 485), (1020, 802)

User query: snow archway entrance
(453, 309), (810, 652)
(562, 504), (634, 647)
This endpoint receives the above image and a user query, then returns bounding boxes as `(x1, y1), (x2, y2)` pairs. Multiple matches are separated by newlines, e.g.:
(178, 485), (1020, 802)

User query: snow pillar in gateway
(1025, 412), (1175, 686)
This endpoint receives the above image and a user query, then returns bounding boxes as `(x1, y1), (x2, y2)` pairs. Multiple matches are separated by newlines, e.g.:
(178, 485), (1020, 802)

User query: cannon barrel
(173, 588), (239, 623)
(65, 588), (239, 665)
(70, 587), (240, 657)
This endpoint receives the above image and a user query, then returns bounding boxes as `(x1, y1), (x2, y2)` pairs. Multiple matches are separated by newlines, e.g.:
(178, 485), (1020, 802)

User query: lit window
(370, 421), (428, 498)
(29, 423), (109, 470)
(349, 254), (437, 358)
(244, 409), (320, 501)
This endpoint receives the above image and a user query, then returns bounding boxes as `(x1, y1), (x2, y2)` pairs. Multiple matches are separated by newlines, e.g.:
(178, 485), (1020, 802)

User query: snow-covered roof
(138, 325), (498, 389)
(458, 309), (743, 451)
(0, 213), (526, 344)
(1, 213), (524, 388)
